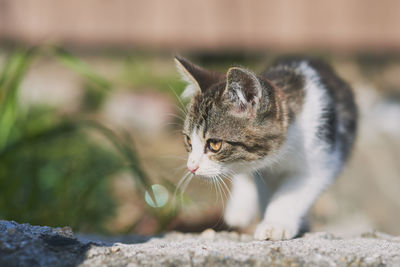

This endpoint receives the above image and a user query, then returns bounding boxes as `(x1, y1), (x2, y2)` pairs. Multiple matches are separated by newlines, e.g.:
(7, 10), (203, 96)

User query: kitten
(175, 56), (357, 240)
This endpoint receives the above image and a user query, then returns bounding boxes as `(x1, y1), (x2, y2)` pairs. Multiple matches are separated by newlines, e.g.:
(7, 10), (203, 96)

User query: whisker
(218, 177), (228, 200)
(165, 111), (185, 118)
(205, 176), (214, 190)
(168, 129), (186, 135)
(216, 176), (227, 200)
(175, 172), (191, 193)
(208, 176), (228, 230)
(229, 171), (239, 178)
(174, 105), (187, 117)
(215, 177), (225, 210)
(168, 84), (188, 114)
(220, 172), (233, 182)
(164, 113), (185, 122)
(181, 173), (194, 194)
(162, 122), (183, 128)
(179, 173), (194, 206)
(173, 171), (191, 206)
(212, 177), (219, 202)
(225, 169), (238, 180)
(218, 174), (232, 199)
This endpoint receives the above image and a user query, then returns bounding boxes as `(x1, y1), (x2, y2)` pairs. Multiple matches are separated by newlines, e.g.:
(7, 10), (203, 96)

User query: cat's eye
(207, 139), (222, 153)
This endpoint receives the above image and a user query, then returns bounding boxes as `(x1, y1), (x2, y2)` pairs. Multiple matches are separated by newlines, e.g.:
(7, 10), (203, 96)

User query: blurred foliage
(0, 47), (155, 233)
(121, 55), (186, 95)
(81, 82), (108, 112)
(0, 48), (264, 234)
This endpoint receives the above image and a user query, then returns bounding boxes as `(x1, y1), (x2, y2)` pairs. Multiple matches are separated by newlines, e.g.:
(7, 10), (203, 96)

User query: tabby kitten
(175, 56), (357, 240)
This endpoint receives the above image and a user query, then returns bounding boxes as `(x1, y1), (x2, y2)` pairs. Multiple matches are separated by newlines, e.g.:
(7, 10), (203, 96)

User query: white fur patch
(187, 129), (222, 177)
(252, 61), (343, 240)
(175, 58), (200, 99)
(235, 87), (247, 105)
(181, 84), (197, 99)
(187, 130), (203, 170)
(224, 173), (258, 228)
(180, 60), (346, 241)
(297, 62), (329, 152)
(222, 61), (345, 240)
(297, 61), (342, 174)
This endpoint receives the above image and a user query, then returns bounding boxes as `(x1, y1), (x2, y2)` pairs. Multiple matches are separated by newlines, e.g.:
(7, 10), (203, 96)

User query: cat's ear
(225, 67), (262, 111)
(174, 56), (223, 98)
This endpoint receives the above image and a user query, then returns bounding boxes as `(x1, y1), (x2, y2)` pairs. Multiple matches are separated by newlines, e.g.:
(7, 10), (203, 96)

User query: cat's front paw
(254, 221), (298, 241)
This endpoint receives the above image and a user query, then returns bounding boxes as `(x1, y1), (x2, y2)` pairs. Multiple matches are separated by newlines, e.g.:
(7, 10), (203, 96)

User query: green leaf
(0, 49), (34, 149)
(52, 46), (111, 91)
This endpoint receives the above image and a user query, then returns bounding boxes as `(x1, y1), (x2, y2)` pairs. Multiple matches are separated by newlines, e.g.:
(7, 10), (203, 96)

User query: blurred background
(0, 0), (399, 237)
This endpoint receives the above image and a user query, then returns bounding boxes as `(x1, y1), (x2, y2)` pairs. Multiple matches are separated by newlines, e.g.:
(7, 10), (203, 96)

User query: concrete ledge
(1, 220), (399, 266)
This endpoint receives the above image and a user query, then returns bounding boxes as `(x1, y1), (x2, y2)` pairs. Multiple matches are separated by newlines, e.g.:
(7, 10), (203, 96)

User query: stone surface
(1, 220), (400, 267)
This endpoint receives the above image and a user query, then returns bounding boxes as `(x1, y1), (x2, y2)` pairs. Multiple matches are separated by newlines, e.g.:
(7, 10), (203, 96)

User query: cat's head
(175, 56), (289, 177)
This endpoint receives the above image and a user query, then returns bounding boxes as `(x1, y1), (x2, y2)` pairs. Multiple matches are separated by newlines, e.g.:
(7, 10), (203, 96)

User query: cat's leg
(224, 173), (259, 228)
(254, 168), (332, 240)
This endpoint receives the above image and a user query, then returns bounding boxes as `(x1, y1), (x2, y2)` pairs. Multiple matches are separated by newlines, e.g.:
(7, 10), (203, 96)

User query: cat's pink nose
(188, 166), (199, 173)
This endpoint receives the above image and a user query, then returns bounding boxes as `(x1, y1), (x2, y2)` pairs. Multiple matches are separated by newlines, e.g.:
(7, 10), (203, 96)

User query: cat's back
(263, 57), (357, 161)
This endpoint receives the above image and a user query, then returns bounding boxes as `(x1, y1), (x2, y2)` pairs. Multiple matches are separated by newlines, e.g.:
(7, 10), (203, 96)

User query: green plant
(0, 47), (154, 232)
(120, 55), (186, 95)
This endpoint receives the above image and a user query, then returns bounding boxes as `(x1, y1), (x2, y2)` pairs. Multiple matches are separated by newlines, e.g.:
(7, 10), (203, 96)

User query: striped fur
(175, 56), (357, 240)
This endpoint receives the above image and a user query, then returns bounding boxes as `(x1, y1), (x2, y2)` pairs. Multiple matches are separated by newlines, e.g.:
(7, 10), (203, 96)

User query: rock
(200, 228), (216, 240)
(0, 220), (90, 266)
(1, 220), (400, 266)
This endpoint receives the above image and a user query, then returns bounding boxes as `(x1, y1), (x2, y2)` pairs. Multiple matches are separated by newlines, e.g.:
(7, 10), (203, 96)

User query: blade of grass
(81, 120), (151, 189)
(0, 120), (79, 158)
(0, 47), (151, 194)
(0, 46), (160, 233)
(0, 49), (35, 149)
(80, 120), (157, 204)
(0, 117), (153, 197)
(52, 47), (111, 91)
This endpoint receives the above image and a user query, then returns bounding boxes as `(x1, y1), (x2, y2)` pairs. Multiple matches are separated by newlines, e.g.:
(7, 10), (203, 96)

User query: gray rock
(1, 220), (400, 267)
